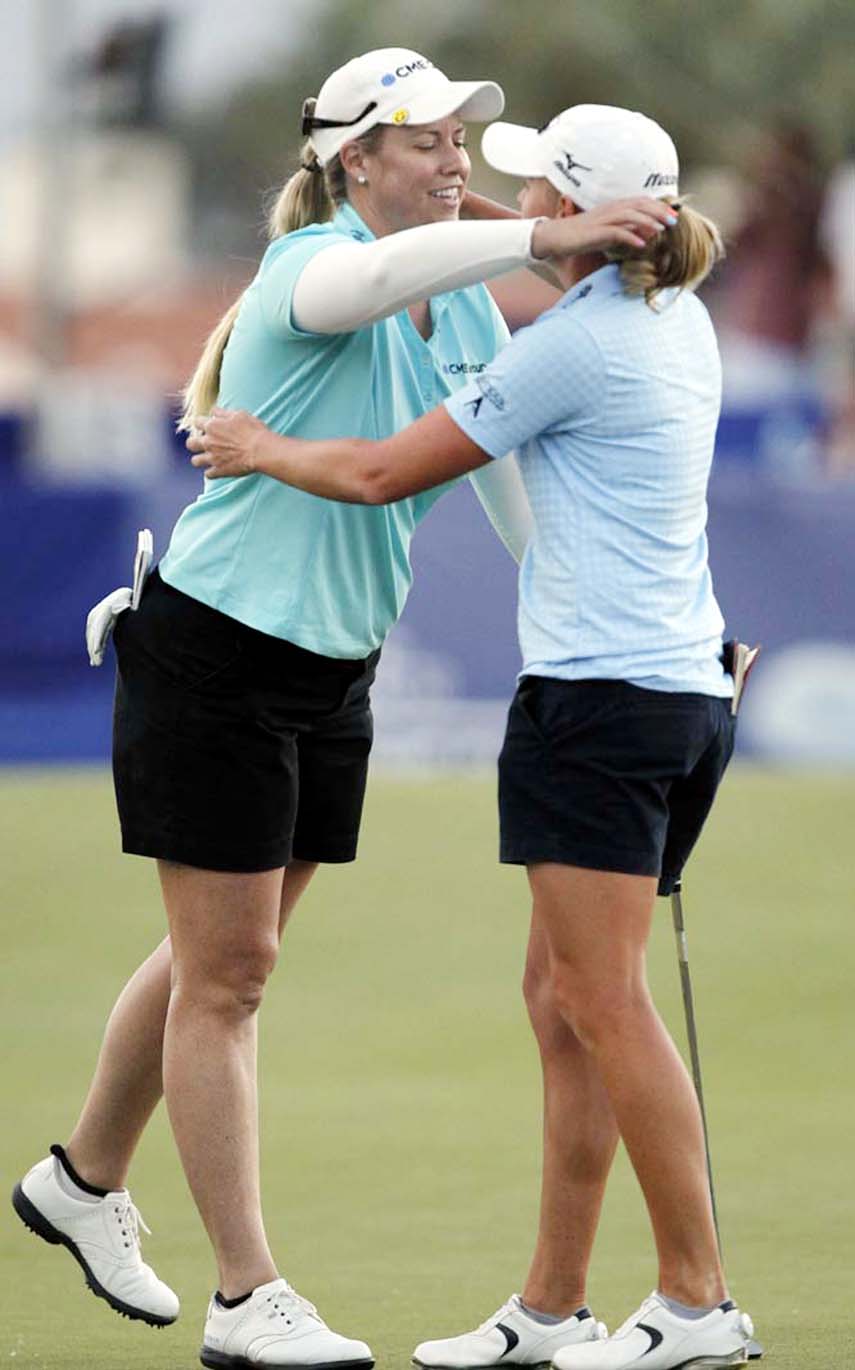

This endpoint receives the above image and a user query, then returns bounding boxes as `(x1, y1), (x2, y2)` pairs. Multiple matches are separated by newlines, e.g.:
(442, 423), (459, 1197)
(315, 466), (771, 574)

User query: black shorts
(112, 570), (378, 872)
(499, 676), (735, 895)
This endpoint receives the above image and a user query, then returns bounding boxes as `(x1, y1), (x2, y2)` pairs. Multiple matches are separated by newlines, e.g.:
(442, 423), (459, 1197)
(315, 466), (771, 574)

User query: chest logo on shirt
(443, 361), (488, 375)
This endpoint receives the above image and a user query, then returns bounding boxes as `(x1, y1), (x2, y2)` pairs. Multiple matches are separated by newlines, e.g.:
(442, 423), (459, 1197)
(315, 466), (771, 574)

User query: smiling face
(341, 117), (471, 235)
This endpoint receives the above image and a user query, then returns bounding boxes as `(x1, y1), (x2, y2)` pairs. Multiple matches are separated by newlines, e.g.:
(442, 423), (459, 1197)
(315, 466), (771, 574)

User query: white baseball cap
(482, 104), (679, 209)
(304, 48), (505, 166)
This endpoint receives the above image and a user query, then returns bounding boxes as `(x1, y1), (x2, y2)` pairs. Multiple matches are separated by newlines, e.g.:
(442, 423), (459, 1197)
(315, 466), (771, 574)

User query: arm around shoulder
(291, 218), (539, 334)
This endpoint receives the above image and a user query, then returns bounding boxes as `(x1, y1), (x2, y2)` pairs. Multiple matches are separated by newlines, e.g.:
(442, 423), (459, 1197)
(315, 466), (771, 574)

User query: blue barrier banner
(1, 470), (854, 765)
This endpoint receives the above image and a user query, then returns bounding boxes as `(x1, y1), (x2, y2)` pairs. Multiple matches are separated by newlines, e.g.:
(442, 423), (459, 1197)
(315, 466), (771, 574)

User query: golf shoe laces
(264, 1281), (321, 1324)
(112, 1193), (151, 1251)
(475, 1297), (518, 1333)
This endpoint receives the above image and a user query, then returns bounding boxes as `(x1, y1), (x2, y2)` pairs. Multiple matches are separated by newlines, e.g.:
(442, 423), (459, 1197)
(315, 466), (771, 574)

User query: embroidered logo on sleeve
(475, 375), (506, 411)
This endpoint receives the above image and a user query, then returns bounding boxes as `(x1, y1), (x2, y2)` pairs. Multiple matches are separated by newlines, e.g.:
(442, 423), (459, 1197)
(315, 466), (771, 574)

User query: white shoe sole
(672, 1357), (749, 1368)
(12, 1182), (177, 1328)
(412, 1360), (555, 1369)
(622, 1355), (749, 1369)
(200, 1350), (375, 1370)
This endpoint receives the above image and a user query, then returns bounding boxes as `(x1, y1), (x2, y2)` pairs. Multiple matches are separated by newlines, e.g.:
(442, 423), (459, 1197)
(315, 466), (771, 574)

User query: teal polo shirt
(160, 202), (509, 658)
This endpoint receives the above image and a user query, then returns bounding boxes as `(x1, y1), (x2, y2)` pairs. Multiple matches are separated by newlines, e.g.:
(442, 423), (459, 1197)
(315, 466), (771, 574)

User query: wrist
(247, 421), (273, 475)
(530, 217), (555, 261)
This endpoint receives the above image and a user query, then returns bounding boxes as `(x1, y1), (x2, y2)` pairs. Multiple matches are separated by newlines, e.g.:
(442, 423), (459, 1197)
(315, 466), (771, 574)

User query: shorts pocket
(121, 574), (247, 695)
(516, 677), (622, 747)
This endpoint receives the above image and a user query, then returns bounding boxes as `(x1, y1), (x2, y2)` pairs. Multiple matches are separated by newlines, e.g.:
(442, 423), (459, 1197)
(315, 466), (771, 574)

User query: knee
(548, 959), (649, 1052)
(179, 936), (279, 1019)
(523, 953), (575, 1055)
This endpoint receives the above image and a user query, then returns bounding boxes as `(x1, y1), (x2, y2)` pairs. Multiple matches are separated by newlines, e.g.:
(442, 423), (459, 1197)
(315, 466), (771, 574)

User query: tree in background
(179, 0), (854, 259)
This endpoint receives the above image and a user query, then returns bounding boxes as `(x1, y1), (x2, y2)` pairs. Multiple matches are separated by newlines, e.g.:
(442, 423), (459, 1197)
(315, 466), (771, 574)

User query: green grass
(1, 766), (853, 1369)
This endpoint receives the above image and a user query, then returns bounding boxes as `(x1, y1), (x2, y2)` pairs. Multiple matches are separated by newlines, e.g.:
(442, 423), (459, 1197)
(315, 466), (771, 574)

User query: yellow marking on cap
(392, 108), (410, 125)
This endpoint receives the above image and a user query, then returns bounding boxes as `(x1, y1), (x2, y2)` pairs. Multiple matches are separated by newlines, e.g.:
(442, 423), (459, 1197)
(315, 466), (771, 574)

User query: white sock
(53, 1157), (102, 1204)
(658, 1293), (716, 1321)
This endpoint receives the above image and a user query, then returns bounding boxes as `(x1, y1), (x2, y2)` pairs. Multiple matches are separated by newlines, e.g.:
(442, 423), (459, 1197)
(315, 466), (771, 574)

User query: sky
(1, 0), (318, 148)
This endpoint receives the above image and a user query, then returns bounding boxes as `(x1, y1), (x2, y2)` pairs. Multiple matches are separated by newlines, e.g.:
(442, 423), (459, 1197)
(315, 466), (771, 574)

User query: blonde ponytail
(178, 122), (385, 432)
(267, 136), (336, 238)
(615, 199), (725, 308)
(177, 296), (243, 433)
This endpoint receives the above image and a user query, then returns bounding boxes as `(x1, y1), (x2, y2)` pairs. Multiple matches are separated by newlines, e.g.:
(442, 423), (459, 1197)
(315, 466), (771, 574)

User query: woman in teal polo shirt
(15, 48), (672, 1368)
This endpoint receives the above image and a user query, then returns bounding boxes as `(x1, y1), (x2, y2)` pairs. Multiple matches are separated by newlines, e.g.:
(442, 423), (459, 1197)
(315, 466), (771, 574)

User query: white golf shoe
(550, 1292), (754, 1369)
(200, 1277), (374, 1368)
(413, 1294), (607, 1368)
(13, 1149), (179, 1327)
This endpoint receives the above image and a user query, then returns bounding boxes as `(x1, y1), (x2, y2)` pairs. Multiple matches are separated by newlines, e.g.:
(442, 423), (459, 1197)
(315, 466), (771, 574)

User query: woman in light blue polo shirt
(190, 106), (755, 1370)
(14, 52), (669, 1369)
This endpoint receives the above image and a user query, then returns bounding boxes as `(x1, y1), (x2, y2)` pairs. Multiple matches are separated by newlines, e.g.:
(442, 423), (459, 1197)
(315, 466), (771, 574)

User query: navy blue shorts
(498, 676), (735, 895)
(112, 570), (378, 873)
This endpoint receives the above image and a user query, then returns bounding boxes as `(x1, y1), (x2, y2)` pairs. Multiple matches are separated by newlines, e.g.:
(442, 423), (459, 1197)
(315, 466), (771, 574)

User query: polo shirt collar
(333, 200), (376, 243)
(563, 263), (621, 306)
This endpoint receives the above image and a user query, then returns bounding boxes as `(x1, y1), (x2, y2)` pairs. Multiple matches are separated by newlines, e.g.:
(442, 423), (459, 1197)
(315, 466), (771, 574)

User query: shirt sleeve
(290, 217), (537, 335)
(257, 231), (352, 340)
(467, 453), (533, 563)
(444, 312), (606, 459)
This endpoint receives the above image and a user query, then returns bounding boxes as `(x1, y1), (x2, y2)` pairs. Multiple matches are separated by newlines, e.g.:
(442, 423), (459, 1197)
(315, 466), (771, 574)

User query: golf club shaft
(670, 883), (721, 1252)
(670, 883), (765, 1359)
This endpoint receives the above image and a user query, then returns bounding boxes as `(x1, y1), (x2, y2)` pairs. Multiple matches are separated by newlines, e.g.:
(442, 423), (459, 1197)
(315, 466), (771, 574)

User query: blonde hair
(178, 119), (383, 432)
(612, 198), (725, 308)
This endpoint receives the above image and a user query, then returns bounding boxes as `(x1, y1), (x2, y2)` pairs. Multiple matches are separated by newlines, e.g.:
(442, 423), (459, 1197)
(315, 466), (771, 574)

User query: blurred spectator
(818, 142), (855, 477)
(722, 122), (831, 352)
(714, 122), (833, 476)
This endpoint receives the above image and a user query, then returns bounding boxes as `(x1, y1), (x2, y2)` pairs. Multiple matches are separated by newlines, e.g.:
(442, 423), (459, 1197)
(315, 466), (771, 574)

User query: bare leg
(529, 863), (726, 1308)
(65, 861), (317, 1195)
(278, 859), (318, 937)
(159, 861), (285, 1298)
(66, 937), (172, 1190)
(521, 908), (619, 1315)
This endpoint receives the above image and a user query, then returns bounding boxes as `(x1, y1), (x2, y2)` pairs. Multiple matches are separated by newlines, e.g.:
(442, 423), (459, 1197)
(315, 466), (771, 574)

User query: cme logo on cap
(381, 59), (433, 85)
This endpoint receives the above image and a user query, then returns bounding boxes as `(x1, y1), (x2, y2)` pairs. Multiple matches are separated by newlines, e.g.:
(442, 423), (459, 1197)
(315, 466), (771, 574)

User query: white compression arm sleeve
(468, 453), (533, 565)
(291, 217), (539, 334)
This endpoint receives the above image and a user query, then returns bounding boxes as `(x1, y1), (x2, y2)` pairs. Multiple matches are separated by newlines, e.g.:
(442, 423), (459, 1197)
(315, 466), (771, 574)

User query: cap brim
(481, 121), (544, 178)
(387, 80), (505, 126)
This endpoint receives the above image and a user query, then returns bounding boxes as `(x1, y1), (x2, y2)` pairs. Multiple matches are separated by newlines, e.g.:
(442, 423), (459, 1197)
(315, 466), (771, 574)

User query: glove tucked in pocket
(85, 529), (153, 667)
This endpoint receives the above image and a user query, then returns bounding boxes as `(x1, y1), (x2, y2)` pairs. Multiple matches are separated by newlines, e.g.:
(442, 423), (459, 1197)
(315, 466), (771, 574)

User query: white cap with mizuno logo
(481, 103), (679, 209)
(304, 48), (505, 166)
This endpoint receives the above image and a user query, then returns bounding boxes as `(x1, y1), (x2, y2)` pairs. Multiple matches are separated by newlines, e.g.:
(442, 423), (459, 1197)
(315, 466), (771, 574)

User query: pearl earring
(357, 175), (367, 185)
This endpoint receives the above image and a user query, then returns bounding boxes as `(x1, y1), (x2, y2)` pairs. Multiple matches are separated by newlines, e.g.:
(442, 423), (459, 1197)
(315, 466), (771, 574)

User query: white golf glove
(86, 587), (134, 666)
(86, 529), (153, 667)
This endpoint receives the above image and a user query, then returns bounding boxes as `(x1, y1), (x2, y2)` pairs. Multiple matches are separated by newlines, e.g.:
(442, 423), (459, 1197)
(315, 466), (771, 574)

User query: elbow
(358, 465), (398, 505)
(353, 446), (402, 505)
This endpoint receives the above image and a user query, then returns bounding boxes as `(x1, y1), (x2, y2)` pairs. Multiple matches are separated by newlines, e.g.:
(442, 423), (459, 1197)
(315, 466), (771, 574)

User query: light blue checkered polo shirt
(160, 202), (509, 658)
(445, 263), (731, 696)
